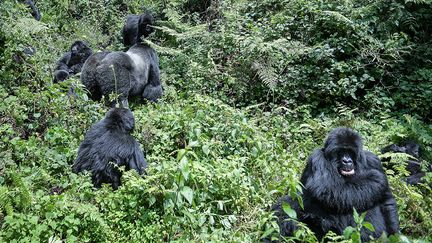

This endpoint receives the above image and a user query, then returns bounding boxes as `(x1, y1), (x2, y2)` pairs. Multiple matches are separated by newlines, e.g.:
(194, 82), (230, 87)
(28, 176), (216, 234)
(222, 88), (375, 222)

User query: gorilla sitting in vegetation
(269, 127), (399, 241)
(81, 43), (162, 107)
(122, 11), (155, 47)
(382, 141), (431, 185)
(72, 108), (147, 189)
(53, 41), (93, 83)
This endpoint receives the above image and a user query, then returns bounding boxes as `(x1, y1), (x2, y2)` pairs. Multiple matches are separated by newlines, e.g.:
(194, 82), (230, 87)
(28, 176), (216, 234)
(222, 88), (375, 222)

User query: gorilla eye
(337, 150), (355, 160)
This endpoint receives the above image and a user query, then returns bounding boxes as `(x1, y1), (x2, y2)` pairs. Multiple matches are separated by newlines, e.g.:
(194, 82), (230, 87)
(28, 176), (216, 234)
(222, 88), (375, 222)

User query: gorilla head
(73, 108), (147, 189)
(382, 141), (420, 159)
(323, 127), (363, 177)
(138, 12), (155, 38)
(104, 107), (135, 132)
(68, 41), (93, 69)
(404, 141), (420, 158)
(53, 40), (93, 83)
(122, 12), (155, 47)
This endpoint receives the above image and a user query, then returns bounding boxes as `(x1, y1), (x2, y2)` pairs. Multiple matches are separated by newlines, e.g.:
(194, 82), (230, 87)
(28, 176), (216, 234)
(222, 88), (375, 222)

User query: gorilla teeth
(341, 169), (355, 176)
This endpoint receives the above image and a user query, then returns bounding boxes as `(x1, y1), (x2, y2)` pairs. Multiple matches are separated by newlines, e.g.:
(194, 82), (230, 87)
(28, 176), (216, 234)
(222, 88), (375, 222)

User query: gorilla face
(69, 41), (92, 64)
(334, 148), (357, 176)
(405, 141), (420, 158)
(323, 127), (363, 177)
(138, 13), (155, 38)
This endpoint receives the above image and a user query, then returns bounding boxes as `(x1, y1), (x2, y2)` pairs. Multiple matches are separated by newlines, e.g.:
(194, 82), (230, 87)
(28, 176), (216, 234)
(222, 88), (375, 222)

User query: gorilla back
(81, 44), (163, 107)
(72, 108), (148, 189)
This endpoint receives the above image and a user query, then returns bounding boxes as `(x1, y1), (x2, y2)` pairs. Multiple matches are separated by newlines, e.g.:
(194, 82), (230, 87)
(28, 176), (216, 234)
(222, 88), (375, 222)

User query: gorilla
(122, 11), (155, 47)
(268, 127), (399, 241)
(382, 141), (431, 185)
(23, 0), (41, 21)
(73, 108), (148, 189)
(53, 41), (93, 83)
(81, 43), (162, 107)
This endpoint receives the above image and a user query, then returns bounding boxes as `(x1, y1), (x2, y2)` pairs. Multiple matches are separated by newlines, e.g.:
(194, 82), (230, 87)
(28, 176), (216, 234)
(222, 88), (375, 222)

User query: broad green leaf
(180, 186), (193, 204)
(363, 222), (375, 232)
(282, 201), (297, 218)
(343, 226), (354, 239)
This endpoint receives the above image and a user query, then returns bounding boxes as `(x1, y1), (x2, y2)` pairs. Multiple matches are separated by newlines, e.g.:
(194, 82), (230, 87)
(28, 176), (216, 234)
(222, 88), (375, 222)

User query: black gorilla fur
(81, 44), (162, 107)
(53, 41), (93, 83)
(382, 141), (431, 185)
(72, 108), (148, 189)
(270, 127), (399, 241)
(23, 0), (41, 21)
(122, 12), (155, 47)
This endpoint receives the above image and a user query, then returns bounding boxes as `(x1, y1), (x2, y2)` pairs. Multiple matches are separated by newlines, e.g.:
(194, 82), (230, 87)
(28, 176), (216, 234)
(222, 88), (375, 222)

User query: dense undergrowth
(0, 0), (431, 242)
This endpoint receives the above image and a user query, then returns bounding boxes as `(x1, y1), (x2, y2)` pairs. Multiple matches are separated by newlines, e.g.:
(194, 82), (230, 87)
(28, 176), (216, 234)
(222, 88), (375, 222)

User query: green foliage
(151, 0), (432, 119)
(0, 0), (431, 242)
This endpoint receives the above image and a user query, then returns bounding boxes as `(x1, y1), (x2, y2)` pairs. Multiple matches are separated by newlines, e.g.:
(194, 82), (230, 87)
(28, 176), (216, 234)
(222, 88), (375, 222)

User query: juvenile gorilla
(81, 44), (162, 107)
(122, 12), (155, 47)
(53, 41), (93, 83)
(382, 141), (431, 185)
(72, 108), (148, 189)
(270, 127), (399, 241)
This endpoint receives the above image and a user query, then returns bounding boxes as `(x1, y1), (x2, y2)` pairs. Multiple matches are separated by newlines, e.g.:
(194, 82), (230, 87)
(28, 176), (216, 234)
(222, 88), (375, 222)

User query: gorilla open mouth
(340, 169), (355, 176)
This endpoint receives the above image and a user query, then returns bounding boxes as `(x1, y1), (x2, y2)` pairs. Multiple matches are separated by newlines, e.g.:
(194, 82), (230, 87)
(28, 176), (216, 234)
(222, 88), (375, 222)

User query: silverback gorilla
(72, 108), (147, 189)
(122, 11), (155, 47)
(53, 41), (93, 83)
(81, 44), (162, 107)
(269, 127), (399, 241)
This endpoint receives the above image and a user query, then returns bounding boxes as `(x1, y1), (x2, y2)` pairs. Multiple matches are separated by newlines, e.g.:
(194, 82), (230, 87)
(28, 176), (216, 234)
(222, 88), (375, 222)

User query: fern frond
(11, 173), (32, 210)
(0, 186), (13, 215)
(252, 60), (278, 91)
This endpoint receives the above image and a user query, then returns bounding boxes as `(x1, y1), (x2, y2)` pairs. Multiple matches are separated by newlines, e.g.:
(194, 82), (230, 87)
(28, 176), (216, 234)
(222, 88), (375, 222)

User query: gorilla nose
(342, 157), (353, 165)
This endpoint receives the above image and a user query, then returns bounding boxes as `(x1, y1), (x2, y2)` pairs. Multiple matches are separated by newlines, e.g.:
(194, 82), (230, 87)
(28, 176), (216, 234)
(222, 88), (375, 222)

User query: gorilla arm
(360, 149), (399, 232)
(302, 149), (388, 213)
(53, 52), (72, 82)
(128, 143), (148, 175)
(55, 52), (72, 73)
(142, 50), (163, 102)
(380, 190), (399, 235)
